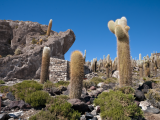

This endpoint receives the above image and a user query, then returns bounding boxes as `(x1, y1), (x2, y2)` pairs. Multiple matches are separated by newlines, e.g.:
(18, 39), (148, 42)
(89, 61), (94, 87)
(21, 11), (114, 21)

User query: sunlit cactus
(69, 50), (84, 99)
(144, 60), (150, 77)
(46, 19), (52, 36)
(40, 47), (50, 84)
(139, 53), (141, 61)
(108, 16), (132, 87)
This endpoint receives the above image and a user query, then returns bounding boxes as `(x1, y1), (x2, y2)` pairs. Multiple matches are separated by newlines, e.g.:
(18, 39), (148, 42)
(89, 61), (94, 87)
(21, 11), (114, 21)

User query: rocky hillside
(0, 20), (75, 81)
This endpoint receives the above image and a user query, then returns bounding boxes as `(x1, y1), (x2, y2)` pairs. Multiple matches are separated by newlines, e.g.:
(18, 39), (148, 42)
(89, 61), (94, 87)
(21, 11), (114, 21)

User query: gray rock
(6, 92), (15, 101)
(92, 117), (98, 120)
(0, 113), (10, 120)
(80, 115), (86, 120)
(89, 86), (96, 90)
(8, 111), (23, 118)
(67, 99), (89, 114)
(85, 112), (94, 119)
(2, 99), (12, 106)
(143, 106), (160, 114)
(88, 105), (94, 111)
(134, 90), (145, 101)
(8, 100), (31, 109)
(91, 110), (97, 116)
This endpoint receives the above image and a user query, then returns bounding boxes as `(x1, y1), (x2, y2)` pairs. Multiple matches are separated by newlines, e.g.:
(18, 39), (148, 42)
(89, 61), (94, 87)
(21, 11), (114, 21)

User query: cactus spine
(69, 50), (84, 99)
(40, 47), (50, 84)
(108, 17), (132, 87)
(46, 19), (52, 36)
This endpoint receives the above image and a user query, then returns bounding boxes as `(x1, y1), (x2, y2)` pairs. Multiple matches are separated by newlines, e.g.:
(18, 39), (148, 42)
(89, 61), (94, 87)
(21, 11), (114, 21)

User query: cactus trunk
(69, 50), (84, 99)
(154, 67), (157, 77)
(40, 47), (50, 84)
(108, 17), (132, 87)
(139, 67), (143, 78)
(46, 19), (52, 36)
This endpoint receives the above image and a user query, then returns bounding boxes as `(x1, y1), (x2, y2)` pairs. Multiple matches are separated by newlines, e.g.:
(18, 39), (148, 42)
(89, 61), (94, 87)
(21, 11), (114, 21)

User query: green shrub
(25, 91), (49, 107)
(90, 77), (105, 86)
(14, 48), (22, 55)
(0, 86), (11, 93)
(54, 81), (70, 88)
(143, 77), (146, 81)
(30, 95), (80, 120)
(0, 80), (5, 84)
(15, 26), (18, 29)
(83, 81), (96, 90)
(114, 86), (135, 95)
(11, 80), (43, 100)
(46, 95), (69, 105)
(29, 110), (57, 120)
(31, 38), (38, 44)
(145, 89), (160, 102)
(94, 90), (144, 120)
(104, 78), (117, 84)
(43, 80), (55, 90)
(48, 101), (80, 120)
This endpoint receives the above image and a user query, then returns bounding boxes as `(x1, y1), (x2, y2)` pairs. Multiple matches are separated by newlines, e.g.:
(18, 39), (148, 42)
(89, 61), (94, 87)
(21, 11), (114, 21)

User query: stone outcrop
(0, 20), (75, 81)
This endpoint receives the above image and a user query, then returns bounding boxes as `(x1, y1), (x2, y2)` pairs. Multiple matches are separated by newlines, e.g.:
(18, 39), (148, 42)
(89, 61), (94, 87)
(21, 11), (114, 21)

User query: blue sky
(1, 0), (160, 62)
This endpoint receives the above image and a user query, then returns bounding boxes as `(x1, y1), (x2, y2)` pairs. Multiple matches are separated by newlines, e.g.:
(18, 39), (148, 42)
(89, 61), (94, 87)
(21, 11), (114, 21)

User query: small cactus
(144, 61), (150, 77)
(14, 48), (22, 55)
(46, 19), (52, 36)
(69, 50), (84, 99)
(39, 39), (43, 45)
(40, 47), (51, 84)
(138, 61), (143, 78)
(154, 67), (157, 76)
(105, 63), (110, 78)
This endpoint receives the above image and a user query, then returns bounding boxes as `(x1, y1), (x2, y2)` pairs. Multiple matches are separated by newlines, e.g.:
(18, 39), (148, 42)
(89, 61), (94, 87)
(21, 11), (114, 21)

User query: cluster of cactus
(91, 58), (97, 72)
(152, 55), (158, 76)
(131, 52), (160, 78)
(69, 50), (84, 99)
(137, 54), (143, 78)
(108, 16), (132, 87)
(40, 47), (51, 84)
(105, 54), (111, 78)
(14, 48), (22, 55)
(112, 57), (118, 71)
(37, 39), (43, 45)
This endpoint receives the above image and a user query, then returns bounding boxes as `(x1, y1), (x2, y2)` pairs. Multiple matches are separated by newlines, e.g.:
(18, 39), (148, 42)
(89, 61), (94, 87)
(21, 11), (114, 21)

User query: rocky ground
(0, 68), (160, 120)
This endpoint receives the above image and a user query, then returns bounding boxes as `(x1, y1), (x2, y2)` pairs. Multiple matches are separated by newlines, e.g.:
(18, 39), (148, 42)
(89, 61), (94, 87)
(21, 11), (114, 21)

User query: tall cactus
(139, 53), (142, 61)
(108, 16), (132, 87)
(69, 50), (84, 99)
(110, 60), (112, 77)
(154, 55), (157, 76)
(40, 47), (51, 84)
(138, 61), (143, 78)
(144, 60), (150, 77)
(46, 19), (52, 36)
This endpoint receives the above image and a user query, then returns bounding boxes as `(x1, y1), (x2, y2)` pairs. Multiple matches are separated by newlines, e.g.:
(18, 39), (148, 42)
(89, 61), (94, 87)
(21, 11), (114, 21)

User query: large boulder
(0, 20), (75, 81)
